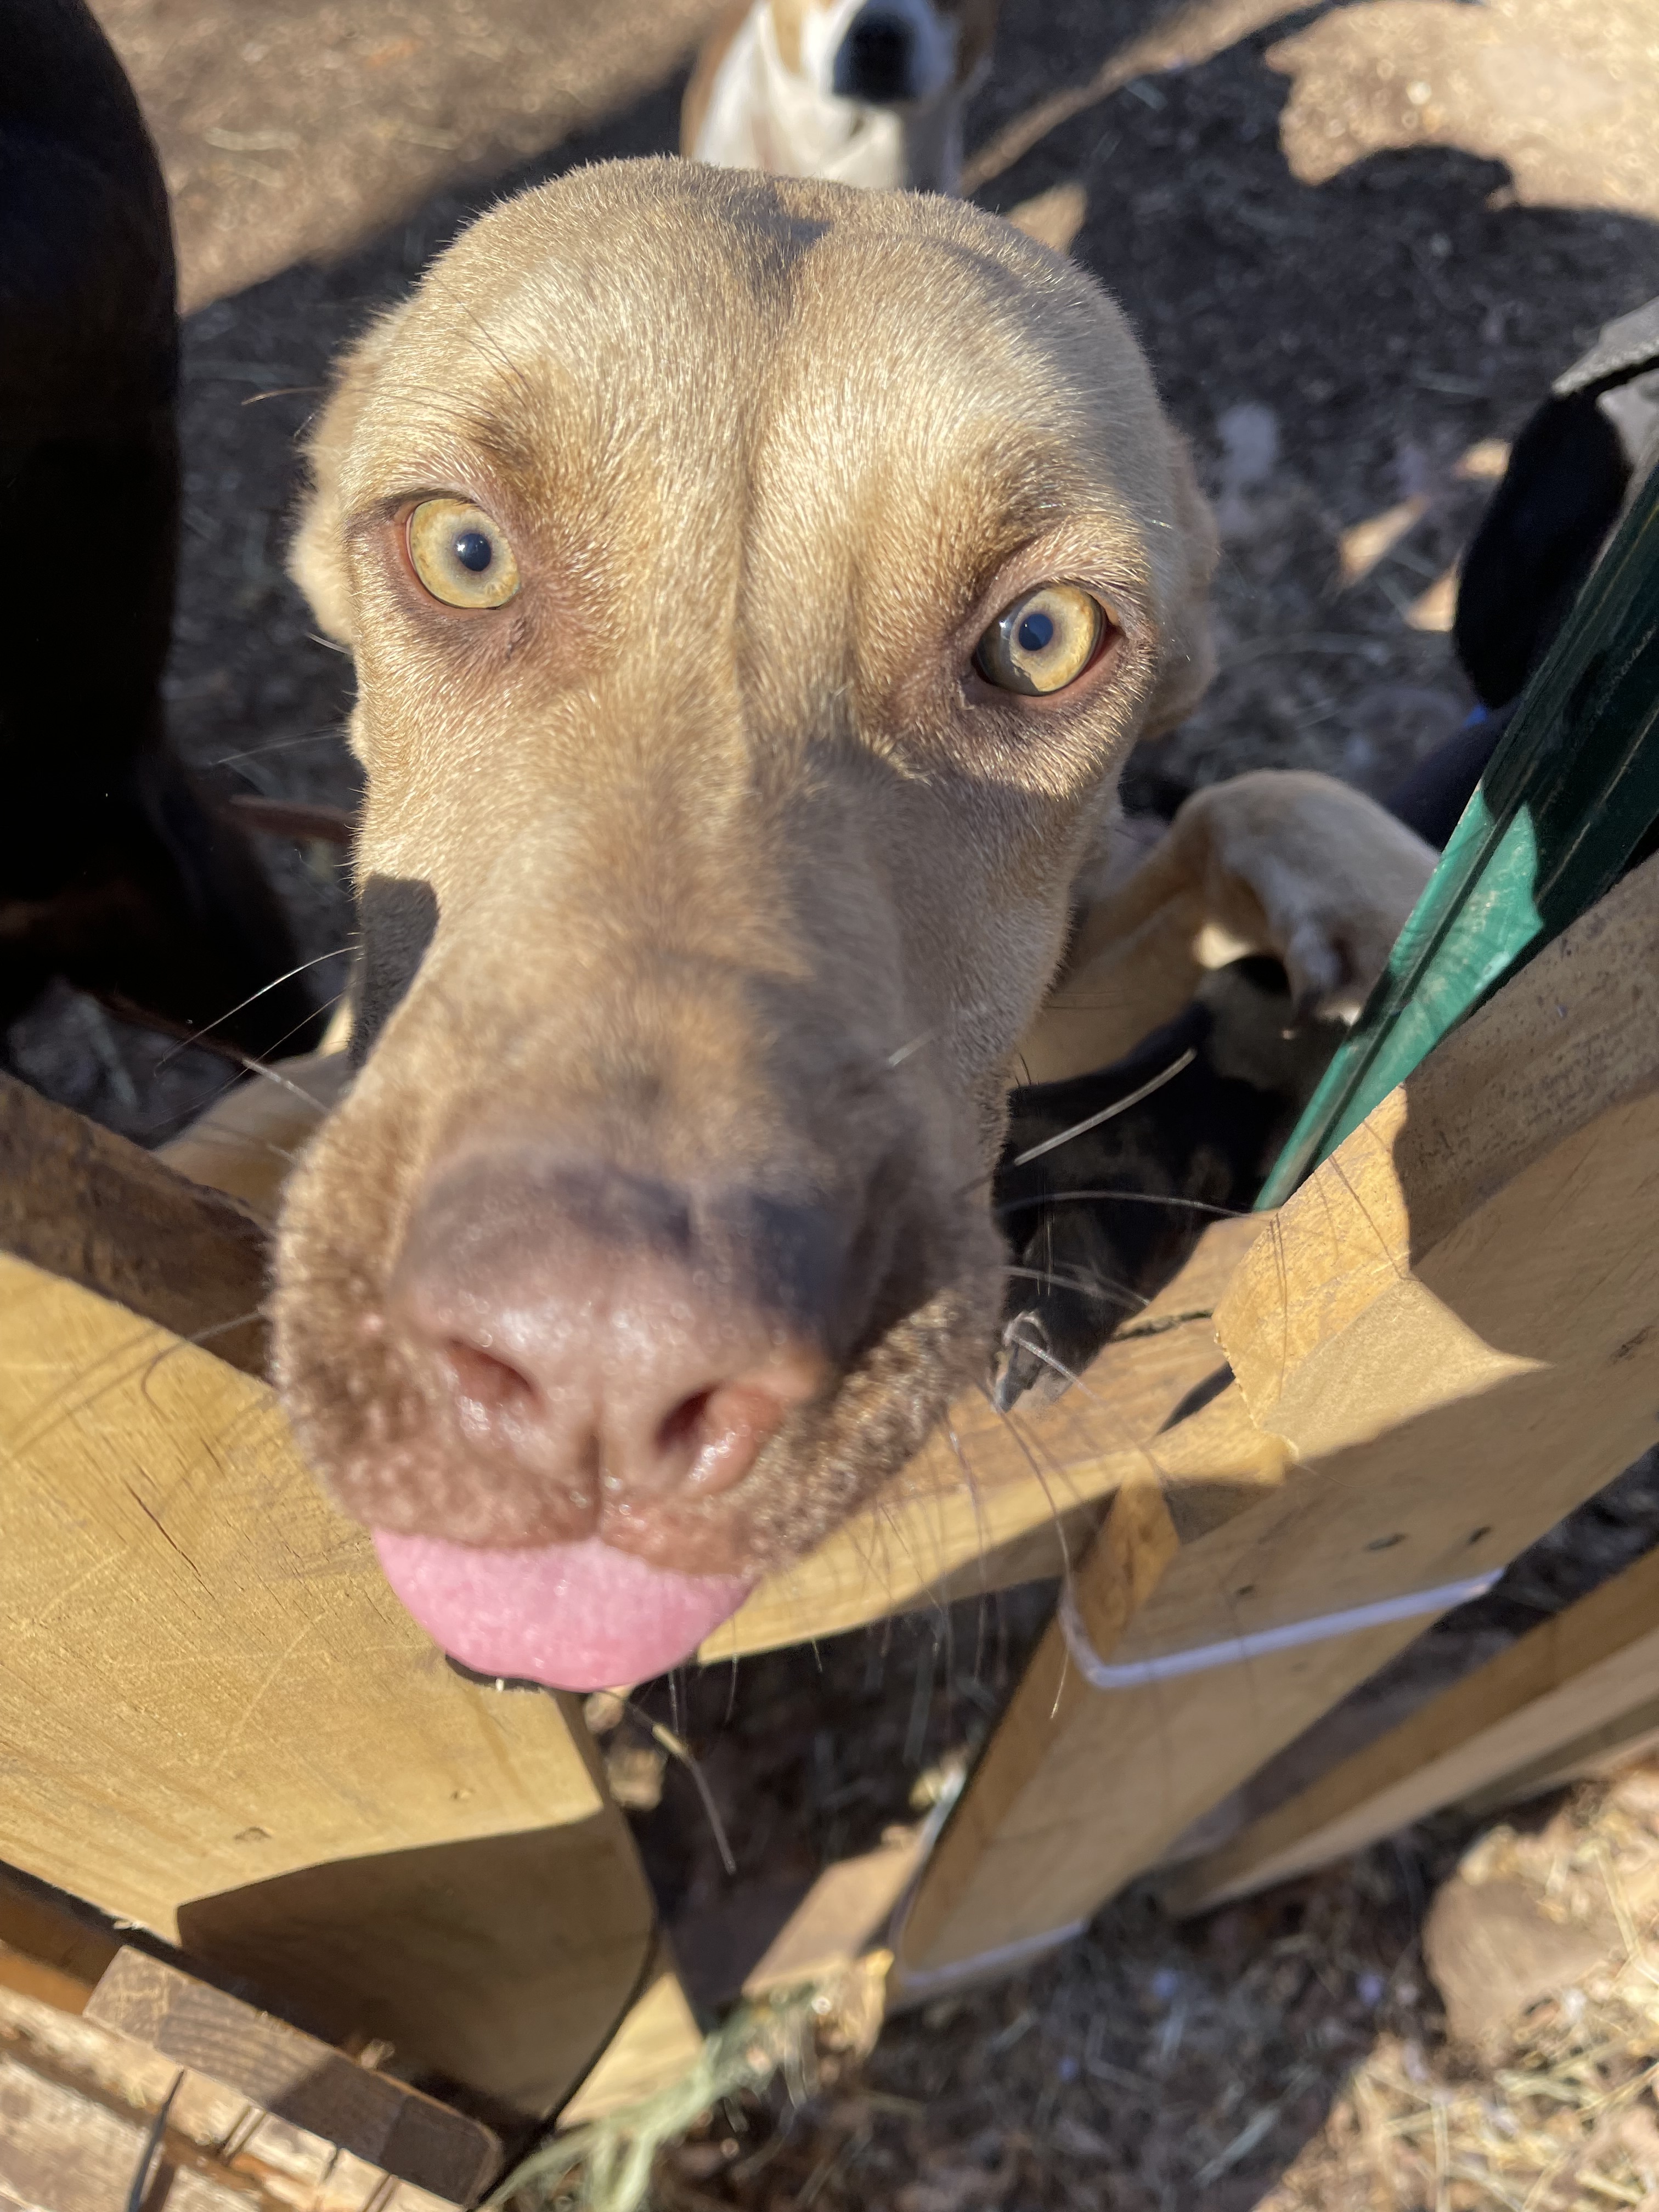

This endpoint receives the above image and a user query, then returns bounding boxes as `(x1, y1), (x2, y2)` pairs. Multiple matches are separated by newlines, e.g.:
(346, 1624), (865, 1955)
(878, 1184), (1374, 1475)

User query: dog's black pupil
(454, 530), (493, 573)
(1017, 610), (1055, 654)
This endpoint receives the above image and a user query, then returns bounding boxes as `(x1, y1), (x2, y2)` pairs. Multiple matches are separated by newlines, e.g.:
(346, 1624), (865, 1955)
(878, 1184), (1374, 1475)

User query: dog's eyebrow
(371, 369), (539, 460)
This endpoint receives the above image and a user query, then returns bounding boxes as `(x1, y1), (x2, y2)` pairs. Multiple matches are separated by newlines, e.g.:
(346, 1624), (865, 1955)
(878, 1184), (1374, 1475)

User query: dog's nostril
(443, 1340), (539, 1425)
(657, 1385), (716, 1460)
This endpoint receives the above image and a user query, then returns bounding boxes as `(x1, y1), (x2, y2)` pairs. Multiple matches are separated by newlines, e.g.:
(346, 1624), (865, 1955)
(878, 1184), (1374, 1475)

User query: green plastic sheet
(1257, 459), (1659, 1210)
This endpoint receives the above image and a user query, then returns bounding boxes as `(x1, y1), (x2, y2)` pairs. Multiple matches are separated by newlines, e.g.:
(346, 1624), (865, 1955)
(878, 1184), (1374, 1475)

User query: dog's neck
(701, 3), (962, 194)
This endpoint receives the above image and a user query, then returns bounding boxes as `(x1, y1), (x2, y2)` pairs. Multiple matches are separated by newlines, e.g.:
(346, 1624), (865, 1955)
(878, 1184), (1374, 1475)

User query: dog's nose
(832, 5), (920, 102)
(385, 1152), (839, 1528)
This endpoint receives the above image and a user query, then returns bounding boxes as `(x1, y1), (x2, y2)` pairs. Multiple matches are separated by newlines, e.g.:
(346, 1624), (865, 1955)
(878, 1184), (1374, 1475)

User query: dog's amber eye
(973, 584), (1104, 696)
(406, 499), (521, 609)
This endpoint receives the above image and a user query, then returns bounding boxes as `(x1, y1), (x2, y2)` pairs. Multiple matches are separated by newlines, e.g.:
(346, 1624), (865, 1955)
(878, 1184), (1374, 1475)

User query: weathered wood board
(557, 1938), (705, 2128)
(84, 1949), (499, 2197)
(1166, 1537), (1659, 1912)
(0, 1252), (653, 2114)
(0, 1968), (460, 2210)
(0, 1068), (268, 1374)
(894, 851), (1659, 1988)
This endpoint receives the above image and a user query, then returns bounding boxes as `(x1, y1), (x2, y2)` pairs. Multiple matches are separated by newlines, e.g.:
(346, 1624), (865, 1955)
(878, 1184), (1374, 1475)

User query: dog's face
(770, 0), (996, 108)
(276, 160), (1214, 1690)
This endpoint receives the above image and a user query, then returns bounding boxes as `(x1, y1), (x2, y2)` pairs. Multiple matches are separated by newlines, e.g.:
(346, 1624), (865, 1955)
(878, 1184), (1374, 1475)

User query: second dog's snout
(385, 1152), (842, 1537)
(833, 5), (921, 101)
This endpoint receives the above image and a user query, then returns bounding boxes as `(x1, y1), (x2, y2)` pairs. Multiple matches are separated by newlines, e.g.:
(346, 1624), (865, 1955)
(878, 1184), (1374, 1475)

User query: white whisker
(997, 1188), (1248, 1220)
(208, 727), (344, 767)
(1001, 1322), (1107, 1404)
(887, 1026), (939, 1069)
(1007, 1047), (1197, 1170)
(1004, 1261), (1150, 1311)
(154, 951), (345, 1070)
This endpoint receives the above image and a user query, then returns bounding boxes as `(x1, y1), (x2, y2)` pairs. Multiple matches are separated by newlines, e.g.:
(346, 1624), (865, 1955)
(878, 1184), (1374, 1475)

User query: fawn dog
(266, 159), (1431, 1691)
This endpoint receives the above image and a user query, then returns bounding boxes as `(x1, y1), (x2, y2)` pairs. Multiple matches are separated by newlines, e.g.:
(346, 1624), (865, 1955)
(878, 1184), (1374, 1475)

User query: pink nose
(383, 1152), (839, 1537)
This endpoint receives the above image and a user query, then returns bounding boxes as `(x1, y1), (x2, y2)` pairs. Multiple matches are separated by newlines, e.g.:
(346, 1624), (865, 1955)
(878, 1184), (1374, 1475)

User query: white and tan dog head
(276, 159), (1214, 1690)
(684, 0), (1000, 192)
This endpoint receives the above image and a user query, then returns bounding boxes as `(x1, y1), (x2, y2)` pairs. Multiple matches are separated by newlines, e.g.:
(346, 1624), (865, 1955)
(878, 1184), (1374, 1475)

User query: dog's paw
(1171, 770), (1437, 1023)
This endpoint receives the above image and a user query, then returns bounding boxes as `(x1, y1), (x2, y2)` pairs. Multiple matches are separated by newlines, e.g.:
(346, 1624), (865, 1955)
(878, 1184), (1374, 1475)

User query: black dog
(0, 0), (325, 1063)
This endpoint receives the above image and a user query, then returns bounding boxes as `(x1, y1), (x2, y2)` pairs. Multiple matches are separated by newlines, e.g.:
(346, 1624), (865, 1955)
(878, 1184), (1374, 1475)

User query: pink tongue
(371, 1531), (754, 1691)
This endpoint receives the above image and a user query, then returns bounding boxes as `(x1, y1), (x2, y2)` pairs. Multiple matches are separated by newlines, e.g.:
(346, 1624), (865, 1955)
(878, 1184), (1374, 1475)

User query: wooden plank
(0, 1068), (268, 1375)
(704, 1214), (1260, 1660)
(891, 1396), (1277, 1989)
(0, 2053), (253, 2212)
(157, 1050), (351, 1226)
(0, 1255), (655, 2114)
(84, 1950), (498, 2199)
(0, 1866), (119, 2016)
(1468, 1701), (1659, 1807)
(0, 2045), (460, 2212)
(557, 1940), (704, 2128)
(894, 853), (1659, 1984)
(1166, 1542), (1659, 1911)
(0, 1972), (458, 2210)
(742, 1829), (924, 1995)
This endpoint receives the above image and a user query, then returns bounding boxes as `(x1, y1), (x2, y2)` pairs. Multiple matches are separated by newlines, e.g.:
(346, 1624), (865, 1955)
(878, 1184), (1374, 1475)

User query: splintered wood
(0, 1967), (460, 2211)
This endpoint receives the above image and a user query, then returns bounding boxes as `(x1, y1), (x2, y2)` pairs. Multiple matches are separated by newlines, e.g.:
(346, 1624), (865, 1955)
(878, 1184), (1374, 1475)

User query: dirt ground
(9, 0), (1659, 2204)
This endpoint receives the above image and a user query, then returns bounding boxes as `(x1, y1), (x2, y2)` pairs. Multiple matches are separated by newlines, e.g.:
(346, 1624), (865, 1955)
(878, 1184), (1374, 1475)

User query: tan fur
(1022, 772), (1436, 1084)
(767, 0), (812, 75)
(263, 161), (1423, 1585)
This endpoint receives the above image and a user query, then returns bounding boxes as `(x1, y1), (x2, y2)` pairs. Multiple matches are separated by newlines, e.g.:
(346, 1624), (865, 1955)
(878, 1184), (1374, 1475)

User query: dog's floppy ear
(1141, 426), (1218, 740)
(289, 302), (412, 646)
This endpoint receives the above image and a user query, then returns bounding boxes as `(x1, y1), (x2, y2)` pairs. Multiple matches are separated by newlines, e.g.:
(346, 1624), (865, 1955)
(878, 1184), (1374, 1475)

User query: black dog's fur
(1454, 391), (1633, 713)
(0, 0), (325, 1060)
(996, 962), (1344, 1407)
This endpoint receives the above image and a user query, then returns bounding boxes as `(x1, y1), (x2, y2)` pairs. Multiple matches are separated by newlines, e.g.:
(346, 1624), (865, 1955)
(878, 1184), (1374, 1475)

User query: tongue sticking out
(373, 1531), (754, 1691)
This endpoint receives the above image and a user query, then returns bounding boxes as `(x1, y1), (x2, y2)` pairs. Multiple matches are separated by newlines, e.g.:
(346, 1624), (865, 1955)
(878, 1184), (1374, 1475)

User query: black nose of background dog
(832, 5), (921, 101)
